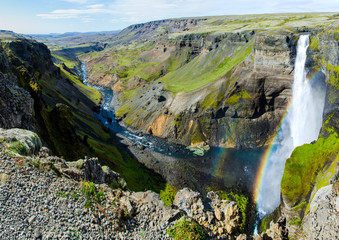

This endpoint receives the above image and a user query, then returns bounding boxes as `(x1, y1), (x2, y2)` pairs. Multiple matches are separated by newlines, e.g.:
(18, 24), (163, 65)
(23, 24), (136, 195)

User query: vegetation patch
(215, 190), (249, 231)
(59, 65), (101, 105)
(309, 36), (319, 51)
(56, 190), (80, 201)
(80, 181), (105, 209)
(289, 217), (301, 226)
(52, 53), (79, 69)
(167, 217), (206, 240)
(159, 183), (177, 206)
(224, 89), (251, 106)
(281, 133), (339, 204)
(160, 40), (254, 94)
(8, 141), (28, 156)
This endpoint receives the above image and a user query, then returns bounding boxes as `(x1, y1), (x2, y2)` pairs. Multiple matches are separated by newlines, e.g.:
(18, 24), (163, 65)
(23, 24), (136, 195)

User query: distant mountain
(28, 30), (121, 47)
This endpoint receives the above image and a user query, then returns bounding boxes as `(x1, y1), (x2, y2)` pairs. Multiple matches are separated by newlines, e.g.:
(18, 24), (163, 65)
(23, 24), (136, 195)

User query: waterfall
(256, 35), (326, 218)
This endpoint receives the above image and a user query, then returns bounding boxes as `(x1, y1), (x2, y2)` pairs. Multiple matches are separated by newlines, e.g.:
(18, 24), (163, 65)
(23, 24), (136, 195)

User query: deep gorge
(0, 13), (338, 239)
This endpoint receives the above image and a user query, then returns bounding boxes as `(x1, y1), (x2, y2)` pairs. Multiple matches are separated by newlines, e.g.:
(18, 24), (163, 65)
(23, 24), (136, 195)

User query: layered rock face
(86, 23), (337, 151)
(106, 31), (298, 149)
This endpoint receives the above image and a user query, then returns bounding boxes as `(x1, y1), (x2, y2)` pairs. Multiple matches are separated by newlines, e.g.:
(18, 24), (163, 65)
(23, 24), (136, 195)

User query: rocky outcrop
(0, 128), (247, 239)
(0, 128), (41, 155)
(172, 188), (241, 236)
(66, 157), (128, 189)
(0, 35), (166, 191)
(0, 73), (34, 130)
(300, 183), (339, 239)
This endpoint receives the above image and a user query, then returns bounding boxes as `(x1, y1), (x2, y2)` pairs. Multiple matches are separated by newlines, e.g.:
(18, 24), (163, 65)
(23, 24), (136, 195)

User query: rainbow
(253, 70), (322, 207)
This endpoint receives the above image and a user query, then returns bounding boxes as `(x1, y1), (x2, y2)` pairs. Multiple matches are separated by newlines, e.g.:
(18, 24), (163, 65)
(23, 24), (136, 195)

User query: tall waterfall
(256, 35), (326, 217)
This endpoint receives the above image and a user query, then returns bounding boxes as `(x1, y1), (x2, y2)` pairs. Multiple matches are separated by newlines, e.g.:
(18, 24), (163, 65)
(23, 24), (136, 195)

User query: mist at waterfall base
(254, 35), (326, 220)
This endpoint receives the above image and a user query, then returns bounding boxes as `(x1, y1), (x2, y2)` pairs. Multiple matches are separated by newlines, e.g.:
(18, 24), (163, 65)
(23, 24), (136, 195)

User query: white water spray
(256, 35), (326, 217)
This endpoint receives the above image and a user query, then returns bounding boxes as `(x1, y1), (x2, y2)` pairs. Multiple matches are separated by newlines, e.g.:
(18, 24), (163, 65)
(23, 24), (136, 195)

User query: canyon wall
(85, 23), (338, 150)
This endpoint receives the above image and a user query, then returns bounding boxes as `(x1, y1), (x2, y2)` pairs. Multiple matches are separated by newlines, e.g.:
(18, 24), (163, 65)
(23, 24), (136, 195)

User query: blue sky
(1, 0), (339, 34)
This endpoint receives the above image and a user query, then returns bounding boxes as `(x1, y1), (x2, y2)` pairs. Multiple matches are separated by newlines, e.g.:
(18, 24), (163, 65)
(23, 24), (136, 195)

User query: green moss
(326, 63), (339, 92)
(309, 36), (319, 51)
(260, 214), (272, 233)
(215, 190), (249, 231)
(224, 89), (252, 106)
(8, 141), (28, 156)
(191, 128), (206, 145)
(115, 88), (141, 117)
(281, 133), (339, 204)
(160, 183), (177, 206)
(289, 217), (301, 226)
(167, 217), (206, 240)
(292, 201), (306, 211)
(201, 86), (225, 109)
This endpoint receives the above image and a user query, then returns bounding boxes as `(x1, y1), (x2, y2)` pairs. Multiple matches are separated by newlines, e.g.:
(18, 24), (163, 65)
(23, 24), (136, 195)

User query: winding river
(81, 62), (263, 194)
(81, 62), (194, 158)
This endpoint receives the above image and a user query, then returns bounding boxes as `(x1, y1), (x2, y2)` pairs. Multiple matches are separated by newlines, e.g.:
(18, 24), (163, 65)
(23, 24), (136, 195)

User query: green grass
(87, 42), (163, 83)
(309, 36), (319, 51)
(80, 181), (105, 209)
(281, 133), (339, 204)
(58, 65), (101, 105)
(52, 53), (79, 69)
(168, 13), (337, 38)
(167, 217), (206, 240)
(260, 214), (272, 233)
(160, 40), (254, 93)
(201, 85), (225, 109)
(159, 183), (177, 206)
(87, 138), (166, 192)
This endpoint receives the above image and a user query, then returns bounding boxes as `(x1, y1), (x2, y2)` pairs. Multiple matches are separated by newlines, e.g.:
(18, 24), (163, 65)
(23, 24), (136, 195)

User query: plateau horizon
(1, 0), (339, 34)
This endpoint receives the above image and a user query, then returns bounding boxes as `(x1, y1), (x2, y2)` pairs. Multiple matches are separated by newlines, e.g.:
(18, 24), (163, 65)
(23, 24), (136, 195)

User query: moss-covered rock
(281, 133), (339, 206)
(0, 128), (42, 156)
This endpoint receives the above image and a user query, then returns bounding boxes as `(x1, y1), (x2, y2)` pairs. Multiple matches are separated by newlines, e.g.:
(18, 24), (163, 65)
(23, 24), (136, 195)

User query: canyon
(0, 12), (338, 239)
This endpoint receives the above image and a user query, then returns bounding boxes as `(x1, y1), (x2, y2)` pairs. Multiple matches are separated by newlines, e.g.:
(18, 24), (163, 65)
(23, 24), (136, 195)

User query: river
(80, 62), (263, 194)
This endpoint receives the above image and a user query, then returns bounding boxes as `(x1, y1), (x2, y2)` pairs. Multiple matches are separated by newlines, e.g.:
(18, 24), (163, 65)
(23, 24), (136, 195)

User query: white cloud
(87, 4), (104, 9)
(37, 5), (117, 19)
(62, 0), (89, 3)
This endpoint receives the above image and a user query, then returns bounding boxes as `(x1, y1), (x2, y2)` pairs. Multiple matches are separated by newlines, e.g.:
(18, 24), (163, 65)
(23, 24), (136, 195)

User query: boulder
(83, 157), (127, 189)
(0, 128), (41, 155)
(173, 188), (204, 217)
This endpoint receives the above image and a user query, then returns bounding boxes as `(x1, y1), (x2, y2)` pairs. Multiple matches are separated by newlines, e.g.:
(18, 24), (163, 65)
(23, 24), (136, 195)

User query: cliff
(0, 34), (166, 192)
(260, 25), (339, 239)
(82, 13), (338, 150)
